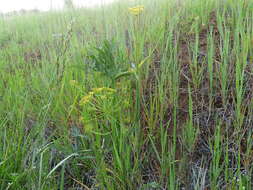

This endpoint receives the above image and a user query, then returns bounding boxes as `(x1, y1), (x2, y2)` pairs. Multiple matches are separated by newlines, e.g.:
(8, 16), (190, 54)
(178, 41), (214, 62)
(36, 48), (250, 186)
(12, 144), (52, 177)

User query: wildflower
(92, 87), (116, 94)
(130, 62), (136, 69)
(128, 5), (144, 16)
(80, 94), (93, 105)
(103, 87), (116, 93)
(80, 87), (116, 106)
(92, 87), (104, 93)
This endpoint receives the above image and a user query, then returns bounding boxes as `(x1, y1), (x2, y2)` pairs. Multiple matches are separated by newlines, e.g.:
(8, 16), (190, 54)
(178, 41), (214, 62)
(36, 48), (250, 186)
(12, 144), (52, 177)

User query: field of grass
(0, 0), (253, 189)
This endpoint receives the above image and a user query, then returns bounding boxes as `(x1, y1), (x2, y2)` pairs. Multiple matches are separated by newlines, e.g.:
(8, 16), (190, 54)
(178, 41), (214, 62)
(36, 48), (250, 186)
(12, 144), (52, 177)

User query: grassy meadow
(0, 0), (253, 189)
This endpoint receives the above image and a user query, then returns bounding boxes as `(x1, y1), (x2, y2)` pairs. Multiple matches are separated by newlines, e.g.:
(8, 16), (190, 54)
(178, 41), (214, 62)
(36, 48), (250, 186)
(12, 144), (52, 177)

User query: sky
(0, 0), (116, 13)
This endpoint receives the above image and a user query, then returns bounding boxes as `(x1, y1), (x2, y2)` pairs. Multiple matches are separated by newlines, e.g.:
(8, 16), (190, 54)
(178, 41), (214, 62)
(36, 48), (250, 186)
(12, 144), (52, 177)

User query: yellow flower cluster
(80, 87), (116, 105)
(128, 5), (144, 16)
(80, 93), (93, 105)
(92, 87), (116, 94)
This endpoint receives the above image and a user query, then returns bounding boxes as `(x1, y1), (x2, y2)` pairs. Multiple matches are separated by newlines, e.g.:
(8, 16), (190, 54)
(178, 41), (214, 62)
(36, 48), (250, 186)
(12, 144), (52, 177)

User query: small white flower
(130, 62), (136, 69)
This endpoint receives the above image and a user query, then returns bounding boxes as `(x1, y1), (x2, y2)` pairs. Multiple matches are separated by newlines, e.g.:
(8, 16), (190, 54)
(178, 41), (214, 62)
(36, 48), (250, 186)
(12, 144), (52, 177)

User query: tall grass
(0, 0), (253, 189)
